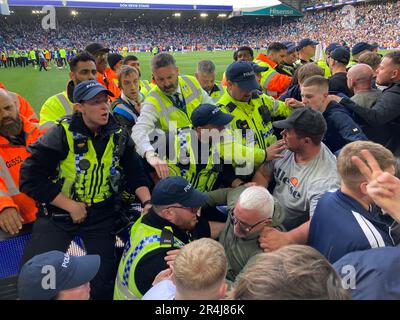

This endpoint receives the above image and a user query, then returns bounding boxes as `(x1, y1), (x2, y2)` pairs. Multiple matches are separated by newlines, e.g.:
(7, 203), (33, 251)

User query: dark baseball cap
(226, 61), (259, 91)
(352, 42), (378, 56)
(282, 41), (297, 53)
(151, 176), (208, 207)
(330, 47), (351, 65)
(297, 38), (319, 50)
(18, 251), (100, 300)
(191, 104), (234, 127)
(325, 43), (341, 55)
(107, 53), (123, 69)
(273, 107), (327, 136)
(85, 43), (110, 55)
(250, 62), (268, 74)
(73, 80), (114, 103)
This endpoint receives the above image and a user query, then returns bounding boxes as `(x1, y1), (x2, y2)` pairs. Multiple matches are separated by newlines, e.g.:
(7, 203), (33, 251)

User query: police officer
(20, 80), (152, 300)
(114, 176), (210, 300)
(195, 60), (224, 103)
(39, 52), (97, 130)
(160, 104), (267, 192)
(295, 38), (319, 68)
(277, 41), (298, 77)
(131, 53), (214, 179)
(217, 61), (292, 156)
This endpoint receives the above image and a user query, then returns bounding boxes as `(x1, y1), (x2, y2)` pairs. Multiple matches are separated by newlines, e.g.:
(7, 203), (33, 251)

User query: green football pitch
(0, 50), (241, 113)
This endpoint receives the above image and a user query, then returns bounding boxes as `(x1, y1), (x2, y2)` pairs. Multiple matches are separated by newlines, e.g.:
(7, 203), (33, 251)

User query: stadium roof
(7, 0), (286, 11)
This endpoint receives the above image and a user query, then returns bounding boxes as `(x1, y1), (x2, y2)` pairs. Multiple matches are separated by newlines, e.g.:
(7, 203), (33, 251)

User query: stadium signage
(242, 4), (302, 17)
(304, 0), (365, 11)
(8, 0), (232, 11)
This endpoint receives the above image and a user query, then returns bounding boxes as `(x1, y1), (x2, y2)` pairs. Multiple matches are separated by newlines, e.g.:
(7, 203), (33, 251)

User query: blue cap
(297, 38), (319, 50)
(18, 251), (100, 300)
(250, 62), (268, 74)
(352, 42), (378, 56)
(282, 41), (297, 53)
(151, 177), (208, 207)
(330, 47), (351, 65)
(191, 104), (234, 127)
(226, 61), (259, 92)
(73, 80), (114, 103)
(325, 43), (341, 55)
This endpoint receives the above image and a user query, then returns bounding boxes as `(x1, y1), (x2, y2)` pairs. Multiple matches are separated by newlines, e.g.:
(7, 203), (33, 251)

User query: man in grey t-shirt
(253, 108), (340, 249)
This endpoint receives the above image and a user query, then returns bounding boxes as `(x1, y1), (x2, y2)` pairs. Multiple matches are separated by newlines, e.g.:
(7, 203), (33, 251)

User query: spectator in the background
(18, 251), (100, 300)
(85, 42), (120, 100)
(328, 47), (353, 97)
(106, 53), (123, 86)
(308, 141), (399, 264)
(229, 245), (350, 300)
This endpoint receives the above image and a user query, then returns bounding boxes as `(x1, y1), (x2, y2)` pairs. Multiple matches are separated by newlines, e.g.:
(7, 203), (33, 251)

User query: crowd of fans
(1, 0), (399, 53)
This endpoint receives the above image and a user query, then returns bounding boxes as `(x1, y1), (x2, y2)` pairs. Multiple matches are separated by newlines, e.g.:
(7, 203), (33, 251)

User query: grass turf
(0, 50), (239, 113)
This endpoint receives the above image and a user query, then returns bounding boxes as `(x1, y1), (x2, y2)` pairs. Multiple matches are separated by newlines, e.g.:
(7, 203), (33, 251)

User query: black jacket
(340, 81), (400, 155)
(323, 101), (368, 154)
(20, 112), (150, 205)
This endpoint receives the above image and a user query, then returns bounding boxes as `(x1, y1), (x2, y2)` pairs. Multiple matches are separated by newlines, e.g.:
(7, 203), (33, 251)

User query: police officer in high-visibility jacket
(294, 38), (319, 69)
(162, 104), (267, 192)
(39, 52), (97, 130)
(217, 61), (293, 153)
(20, 80), (151, 300)
(277, 41), (298, 77)
(114, 176), (210, 300)
(131, 53), (214, 179)
(254, 42), (292, 98)
(195, 60), (225, 103)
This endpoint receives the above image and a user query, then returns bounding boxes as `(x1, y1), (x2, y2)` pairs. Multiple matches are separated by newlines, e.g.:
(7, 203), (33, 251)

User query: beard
(0, 115), (23, 138)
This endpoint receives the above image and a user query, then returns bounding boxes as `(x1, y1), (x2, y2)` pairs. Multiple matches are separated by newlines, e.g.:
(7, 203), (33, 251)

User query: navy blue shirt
(322, 101), (368, 153)
(308, 189), (397, 263)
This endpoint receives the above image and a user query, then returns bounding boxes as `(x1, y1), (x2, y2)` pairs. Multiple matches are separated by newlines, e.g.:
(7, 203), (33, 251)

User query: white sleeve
(200, 88), (215, 105)
(131, 102), (159, 157)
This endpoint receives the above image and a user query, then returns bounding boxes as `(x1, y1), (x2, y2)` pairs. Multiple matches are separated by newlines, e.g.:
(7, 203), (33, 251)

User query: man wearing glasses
(114, 176), (211, 300)
(209, 185), (284, 282)
(85, 43), (120, 101)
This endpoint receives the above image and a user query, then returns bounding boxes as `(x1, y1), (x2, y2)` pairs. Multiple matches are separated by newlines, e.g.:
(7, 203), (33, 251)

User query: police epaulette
(56, 115), (73, 125)
(160, 226), (175, 247)
(225, 102), (237, 113)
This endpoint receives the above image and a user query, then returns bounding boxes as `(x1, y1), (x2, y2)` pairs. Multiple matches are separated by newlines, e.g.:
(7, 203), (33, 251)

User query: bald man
(0, 90), (42, 234)
(348, 64), (382, 109)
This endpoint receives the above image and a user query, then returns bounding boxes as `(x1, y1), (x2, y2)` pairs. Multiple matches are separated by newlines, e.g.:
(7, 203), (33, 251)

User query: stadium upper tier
(0, 0), (399, 50)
